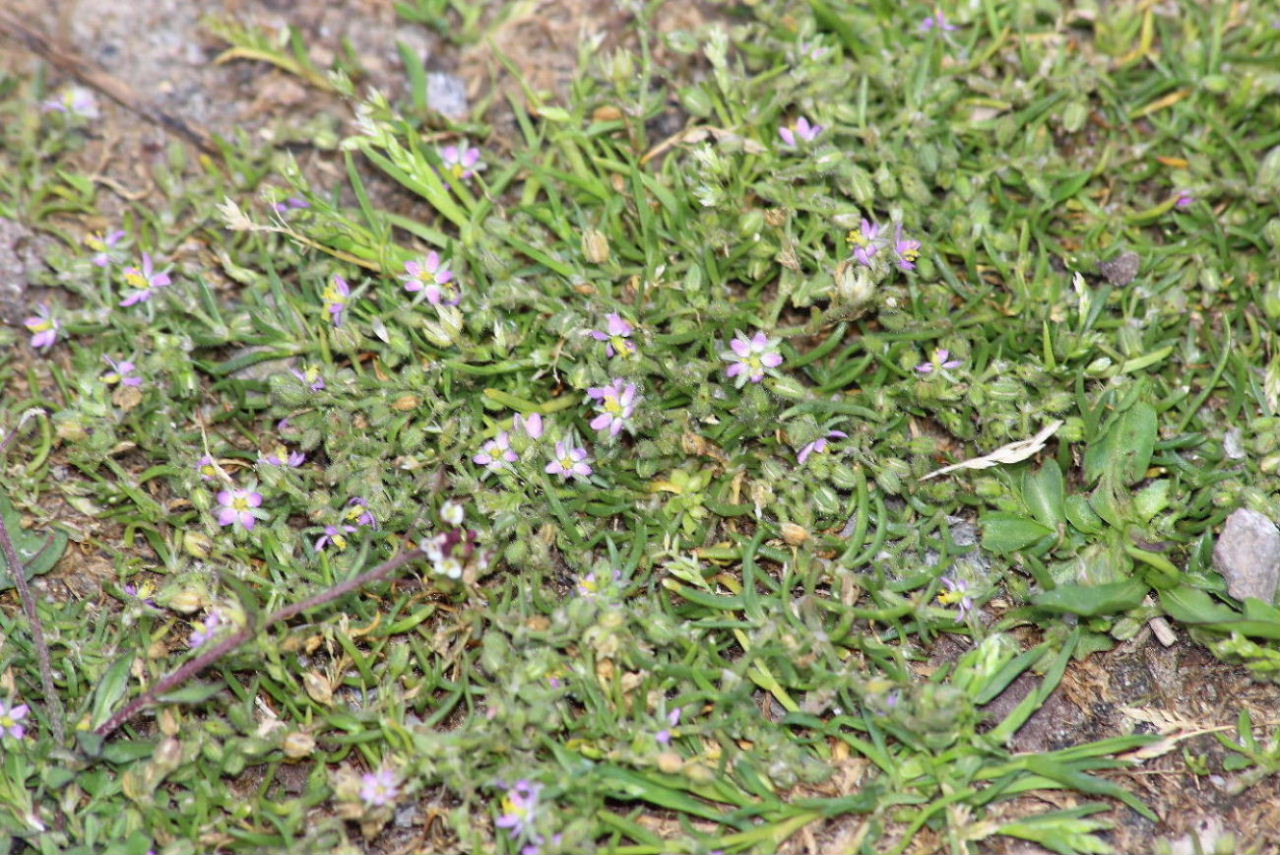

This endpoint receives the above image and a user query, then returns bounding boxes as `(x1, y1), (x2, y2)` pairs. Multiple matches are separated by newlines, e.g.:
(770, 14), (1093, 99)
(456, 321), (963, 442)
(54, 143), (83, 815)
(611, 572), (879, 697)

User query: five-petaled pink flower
(1175, 190), (1194, 208)
(915, 348), (962, 375)
(939, 576), (974, 621)
(475, 431), (518, 472)
(893, 224), (922, 271)
(546, 441), (592, 481)
(315, 523), (357, 552)
(0, 700), (29, 739)
(401, 252), (458, 305)
(587, 379), (640, 437)
(588, 313), (637, 358)
(102, 356), (143, 387)
(778, 117), (823, 147)
(847, 219), (884, 267)
(440, 143), (481, 181)
(216, 487), (267, 531)
(119, 253), (172, 307)
(798, 429), (848, 464)
(360, 767), (400, 807)
(721, 331), (784, 386)
(496, 779), (542, 839)
(322, 275), (351, 326)
(23, 304), (60, 350)
(86, 229), (126, 267)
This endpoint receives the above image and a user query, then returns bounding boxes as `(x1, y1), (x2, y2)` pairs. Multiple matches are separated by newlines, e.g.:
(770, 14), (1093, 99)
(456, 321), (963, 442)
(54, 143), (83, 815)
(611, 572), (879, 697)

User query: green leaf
(1064, 494), (1104, 534)
(0, 492), (68, 590)
(1083, 402), (1156, 487)
(1112, 403), (1157, 485)
(981, 512), (1054, 554)
(1132, 479), (1171, 523)
(1023, 461), (1065, 530)
(1160, 586), (1280, 639)
(1032, 579), (1148, 617)
(997, 805), (1115, 855)
(90, 655), (135, 731)
(157, 682), (226, 705)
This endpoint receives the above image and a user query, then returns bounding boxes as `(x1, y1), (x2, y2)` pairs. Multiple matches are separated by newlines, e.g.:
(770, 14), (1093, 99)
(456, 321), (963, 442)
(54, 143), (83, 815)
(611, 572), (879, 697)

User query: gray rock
(1213, 508), (1280, 604)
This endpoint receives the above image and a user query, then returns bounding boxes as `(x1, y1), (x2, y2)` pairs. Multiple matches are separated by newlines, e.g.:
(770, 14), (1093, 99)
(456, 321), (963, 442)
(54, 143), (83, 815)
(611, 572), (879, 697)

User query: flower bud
(282, 731), (316, 760)
(582, 228), (610, 264)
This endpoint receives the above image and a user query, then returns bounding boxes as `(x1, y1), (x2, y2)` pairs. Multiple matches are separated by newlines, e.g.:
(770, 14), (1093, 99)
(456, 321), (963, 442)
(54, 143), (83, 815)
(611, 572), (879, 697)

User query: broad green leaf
(1032, 579), (1148, 617)
(1132, 479), (1171, 523)
(90, 655), (135, 731)
(0, 492), (68, 590)
(1109, 402), (1157, 485)
(981, 513), (1053, 554)
(1160, 586), (1280, 639)
(1064, 494), (1104, 534)
(1023, 460), (1065, 529)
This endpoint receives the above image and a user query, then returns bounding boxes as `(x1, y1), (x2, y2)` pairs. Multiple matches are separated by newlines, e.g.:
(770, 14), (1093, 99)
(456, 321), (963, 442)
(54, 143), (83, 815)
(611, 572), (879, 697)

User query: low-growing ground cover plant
(1, 1), (1279, 852)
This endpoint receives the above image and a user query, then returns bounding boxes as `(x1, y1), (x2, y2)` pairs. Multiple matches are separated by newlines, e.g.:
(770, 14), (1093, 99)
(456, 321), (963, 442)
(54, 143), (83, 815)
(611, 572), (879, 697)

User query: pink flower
(86, 229), (126, 267)
(545, 441), (592, 481)
(847, 219), (885, 267)
(272, 197), (309, 214)
(290, 366), (326, 391)
(322, 275), (351, 326)
(915, 349), (962, 375)
(440, 143), (481, 181)
(43, 86), (98, 119)
(797, 429), (848, 464)
(119, 253), (172, 307)
(23, 304), (60, 350)
(475, 431), (518, 471)
(346, 497), (378, 529)
(496, 780), (542, 838)
(587, 379), (640, 436)
(216, 487), (266, 530)
(196, 455), (219, 481)
(588, 313), (637, 358)
(400, 252), (458, 305)
(721, 331), (784, 386)
(1175, 190), (1194, 208)
(514, 412), (544, 440)
(893, 224), (922, 272)
(189, 608), (225, 648)
(315, 523), (357, 552)
(939, 576), (974, 621)
(360, 767), (400, 807)
(0, 700), (29, 739)
(102, 356), (143, 387)
(778, 117), (823, 147)
(920, 9), (958, 31)
(259, 445), (305, 467)
(656, 708), (681, 745)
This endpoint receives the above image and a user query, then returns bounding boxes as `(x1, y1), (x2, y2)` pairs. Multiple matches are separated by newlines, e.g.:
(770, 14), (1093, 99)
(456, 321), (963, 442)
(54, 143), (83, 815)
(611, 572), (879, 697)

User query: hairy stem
(95, 546), (425, 739)
(0, 411), (65, 746)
